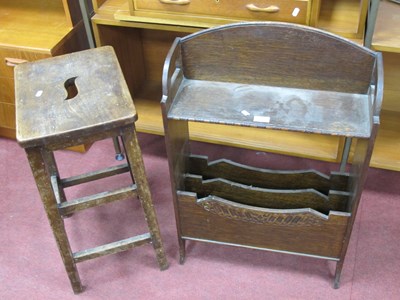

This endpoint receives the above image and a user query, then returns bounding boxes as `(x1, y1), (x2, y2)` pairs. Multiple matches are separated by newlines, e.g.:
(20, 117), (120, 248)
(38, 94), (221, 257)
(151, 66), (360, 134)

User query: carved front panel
(197, 196), (330, 226)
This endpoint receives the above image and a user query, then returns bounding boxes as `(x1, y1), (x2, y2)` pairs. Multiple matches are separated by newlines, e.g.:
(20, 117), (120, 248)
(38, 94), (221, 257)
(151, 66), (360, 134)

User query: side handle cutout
(64, 77), (79, 100)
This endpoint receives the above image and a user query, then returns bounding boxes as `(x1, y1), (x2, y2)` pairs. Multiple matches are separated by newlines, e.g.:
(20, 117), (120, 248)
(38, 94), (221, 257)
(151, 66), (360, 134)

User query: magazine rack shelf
(161, 22), (383, 288)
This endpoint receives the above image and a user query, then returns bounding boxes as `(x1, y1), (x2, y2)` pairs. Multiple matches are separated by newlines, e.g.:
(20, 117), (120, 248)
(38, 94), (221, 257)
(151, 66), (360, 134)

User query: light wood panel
(0, 77), (15, 104)
(369, 0), (400, 171)
(379, 52), (400, 113)
(0, 0), (72, 50)
(371, 110), (400, 171)
(316, 0), (367, 40)
(371, 0), (400, 53)
(93, 0), (120, 13)
(0, 127), (16, 139)
(0, 102), (16, 129)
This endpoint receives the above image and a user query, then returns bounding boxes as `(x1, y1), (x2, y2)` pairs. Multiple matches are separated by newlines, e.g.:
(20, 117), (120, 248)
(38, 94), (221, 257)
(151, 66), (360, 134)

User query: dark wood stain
(161, 22), (383, 288)
(15, 46), (169, 293)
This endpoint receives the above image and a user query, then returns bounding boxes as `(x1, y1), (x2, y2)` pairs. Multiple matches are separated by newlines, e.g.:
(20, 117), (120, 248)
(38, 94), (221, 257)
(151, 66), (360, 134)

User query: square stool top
(15, 46), (137, 148)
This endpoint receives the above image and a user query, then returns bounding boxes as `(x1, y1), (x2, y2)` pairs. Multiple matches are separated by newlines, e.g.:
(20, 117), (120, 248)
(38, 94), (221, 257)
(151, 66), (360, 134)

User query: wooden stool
(15, 46), (168, 293)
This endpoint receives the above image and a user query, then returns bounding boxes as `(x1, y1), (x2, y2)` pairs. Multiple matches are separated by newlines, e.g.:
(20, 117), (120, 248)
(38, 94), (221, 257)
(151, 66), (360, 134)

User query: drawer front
(0, 77), (15, 104)
(0, 102), (16, 129)
(134, 0), (310, 24)
(0, 48), (50, 78)
(0, 49), (50, 132)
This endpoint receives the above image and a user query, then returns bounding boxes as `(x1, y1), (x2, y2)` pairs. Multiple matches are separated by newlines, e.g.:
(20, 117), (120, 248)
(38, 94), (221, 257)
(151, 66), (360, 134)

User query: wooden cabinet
(312, 0), (369, 40)
(90, 0), (400, 170)
(370, 0), (400, 171)
(0, 0), (89, 140)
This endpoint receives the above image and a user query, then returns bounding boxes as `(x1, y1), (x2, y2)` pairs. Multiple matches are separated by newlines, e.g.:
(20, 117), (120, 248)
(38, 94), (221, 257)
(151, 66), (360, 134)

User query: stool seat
(15, 46), (168, 294)
(15, 46), (136, 148)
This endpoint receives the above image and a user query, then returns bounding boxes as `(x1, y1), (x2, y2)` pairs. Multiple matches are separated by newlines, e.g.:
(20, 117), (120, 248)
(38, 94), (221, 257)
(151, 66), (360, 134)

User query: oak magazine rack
(161, 22), (383, 288)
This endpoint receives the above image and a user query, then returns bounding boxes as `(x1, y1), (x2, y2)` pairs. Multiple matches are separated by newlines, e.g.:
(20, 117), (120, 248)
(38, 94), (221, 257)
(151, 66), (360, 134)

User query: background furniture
(0, 0), (90, 150)
(364, 0), (380, 48)
(2, 1), (395, 170)
(87, 0), (399, 170)
(161, 22), (383, 288)
(15, 47), (168, 293)
(370, 0), (400, 171)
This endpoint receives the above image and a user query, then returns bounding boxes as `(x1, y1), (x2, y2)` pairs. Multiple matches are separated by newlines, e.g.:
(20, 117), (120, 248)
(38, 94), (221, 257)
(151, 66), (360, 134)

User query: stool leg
(112, 136), (125, 161)
(121, 126), (169, 271)
(41, 150), (67, 204)
(25, 147), (83, 294)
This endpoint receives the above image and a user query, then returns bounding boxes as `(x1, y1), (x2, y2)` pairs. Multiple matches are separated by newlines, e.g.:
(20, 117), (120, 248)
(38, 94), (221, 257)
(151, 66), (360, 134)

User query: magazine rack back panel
(161, 22), (383, 288)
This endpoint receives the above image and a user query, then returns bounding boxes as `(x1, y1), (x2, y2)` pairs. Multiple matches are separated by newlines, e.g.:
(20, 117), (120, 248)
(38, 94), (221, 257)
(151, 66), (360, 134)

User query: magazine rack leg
(162, 116), (190, 264)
